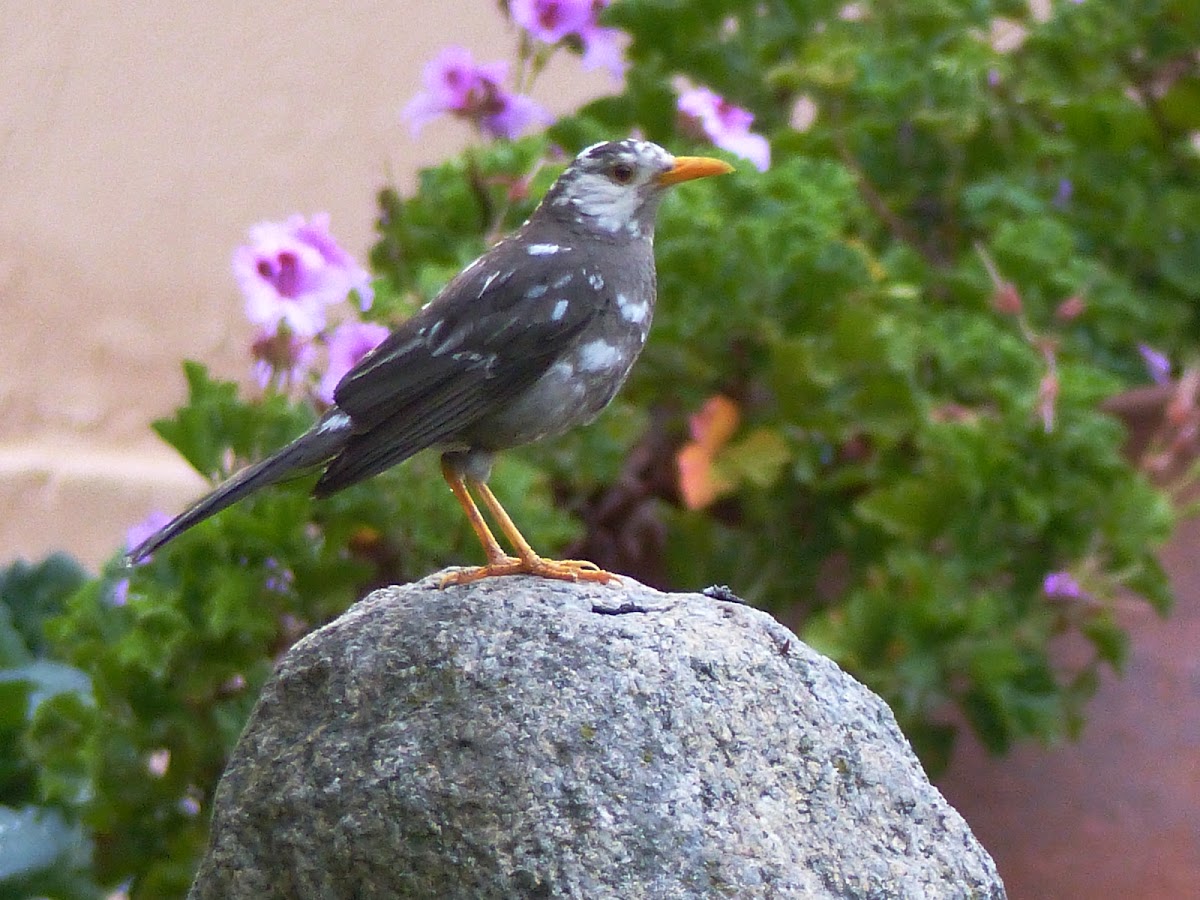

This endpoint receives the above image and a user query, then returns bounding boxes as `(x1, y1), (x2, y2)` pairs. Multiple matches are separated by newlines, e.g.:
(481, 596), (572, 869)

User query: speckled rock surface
(189, 573), (1005, 899)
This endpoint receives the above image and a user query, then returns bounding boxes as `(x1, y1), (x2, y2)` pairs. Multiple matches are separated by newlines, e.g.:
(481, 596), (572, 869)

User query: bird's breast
(469, 293), (653, 450)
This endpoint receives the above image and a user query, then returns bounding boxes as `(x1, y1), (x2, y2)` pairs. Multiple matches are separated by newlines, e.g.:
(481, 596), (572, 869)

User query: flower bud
(991, 281), (1022, 316)
(1054, 295), (1085, 321)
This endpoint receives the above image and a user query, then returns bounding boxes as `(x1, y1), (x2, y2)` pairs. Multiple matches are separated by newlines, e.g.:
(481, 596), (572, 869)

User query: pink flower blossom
(233, 214), (373, 338)
(317, 321), (390, 403)
(510, 0), (627, 79)
(127, 510), (173, 552)
(251, 328), (318, 392)
(118, 509), (173, 582)
(1043, 571), (1085, 600)
(402, 46), (551, 139)
(579, 24), (626, 79)
(511, 0), (593, 43)
(677, 86), (771, 172)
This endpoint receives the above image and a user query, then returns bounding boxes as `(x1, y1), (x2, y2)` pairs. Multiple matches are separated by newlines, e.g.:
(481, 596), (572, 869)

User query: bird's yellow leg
(439, 460), (618, 586)
(439, 460), (517, 581)
(468, 478), (618, 584)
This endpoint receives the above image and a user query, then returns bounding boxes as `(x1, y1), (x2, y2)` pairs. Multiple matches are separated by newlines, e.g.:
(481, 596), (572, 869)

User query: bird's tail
(126, 412), (353, 564)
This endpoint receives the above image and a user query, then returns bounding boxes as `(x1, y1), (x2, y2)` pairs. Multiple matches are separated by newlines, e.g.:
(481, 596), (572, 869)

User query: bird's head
(539, 139), (733, 240)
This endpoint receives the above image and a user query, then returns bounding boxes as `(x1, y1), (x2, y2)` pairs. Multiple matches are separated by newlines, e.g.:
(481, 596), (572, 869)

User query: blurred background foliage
(3, 0), (1199, 895)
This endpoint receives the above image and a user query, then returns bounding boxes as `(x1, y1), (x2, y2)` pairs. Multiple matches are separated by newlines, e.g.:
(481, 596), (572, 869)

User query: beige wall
(1, 2), (606, 569)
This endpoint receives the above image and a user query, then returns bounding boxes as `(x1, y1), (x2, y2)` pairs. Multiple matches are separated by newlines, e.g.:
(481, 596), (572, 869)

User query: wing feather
(317, 237), (603, 493)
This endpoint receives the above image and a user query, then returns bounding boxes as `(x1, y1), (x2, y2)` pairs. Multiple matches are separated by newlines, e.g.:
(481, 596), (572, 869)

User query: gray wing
(315, 239), (601, 494)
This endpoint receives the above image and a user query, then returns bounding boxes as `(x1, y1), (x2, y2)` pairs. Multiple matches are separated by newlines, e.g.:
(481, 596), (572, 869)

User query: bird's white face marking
(551, 140), (676, 236)
(578, 338), (623, 372)
(617, 292), (650, 324)
(527, 243), (565, 255)
(551, 299), (569, 321)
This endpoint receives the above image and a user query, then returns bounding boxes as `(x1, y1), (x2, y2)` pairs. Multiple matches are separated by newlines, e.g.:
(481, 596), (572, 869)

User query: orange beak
(656, 156), (736, 186)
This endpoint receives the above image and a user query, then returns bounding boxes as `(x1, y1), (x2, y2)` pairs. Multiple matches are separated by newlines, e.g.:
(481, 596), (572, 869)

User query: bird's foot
(440, 555), (619, 587)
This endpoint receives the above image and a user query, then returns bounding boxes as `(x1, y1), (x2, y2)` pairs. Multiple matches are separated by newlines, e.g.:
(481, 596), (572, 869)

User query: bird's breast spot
(552, 273), (573, 289)
(586, 272), (604, 291)
(525, 283), (549, 299)
(617, 292), (650, 324)
(577, 339), (623, 372)
(547, 359), (576, 382)
(527, 243), (567, 256)
(551, 299), (569, 321)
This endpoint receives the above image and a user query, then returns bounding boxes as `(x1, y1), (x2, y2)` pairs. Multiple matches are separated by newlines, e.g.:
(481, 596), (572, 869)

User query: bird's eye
(610, 163), (635, 184)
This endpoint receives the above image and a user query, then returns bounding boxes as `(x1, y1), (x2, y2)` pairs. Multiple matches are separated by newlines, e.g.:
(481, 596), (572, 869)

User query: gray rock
(190, 573), (1005, 899)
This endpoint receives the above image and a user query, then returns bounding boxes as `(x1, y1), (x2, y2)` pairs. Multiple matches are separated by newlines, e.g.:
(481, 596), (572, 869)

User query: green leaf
(152, 362), (313, 478)
(1082, 614), (1131, 671)
(0, 604), (29, 669)
(714, 427), (792, 490)
(0, 555), (88, 657)
(0, 661), (90, 719)
(855, 478), (948, 541)
(1158, 76), (1200, 131)
(0, 805), (98, 896)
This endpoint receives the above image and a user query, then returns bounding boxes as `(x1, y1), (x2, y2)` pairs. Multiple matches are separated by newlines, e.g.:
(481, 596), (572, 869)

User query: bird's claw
(440, 555), (619, 587)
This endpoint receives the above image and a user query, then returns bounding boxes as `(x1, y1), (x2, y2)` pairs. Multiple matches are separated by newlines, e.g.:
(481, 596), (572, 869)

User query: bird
(128, 139), (734, 585)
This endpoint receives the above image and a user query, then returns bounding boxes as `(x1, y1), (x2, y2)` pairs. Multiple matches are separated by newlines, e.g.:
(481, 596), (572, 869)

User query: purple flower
(316, 321), (390, 403)
(118, 509), (174, 584)
(110, 580), (130, 606)
(127, 510), (173, 555)
(402, 46), (551, 139)
(251, 328), (318, 392)
(263, 557), (296, 594)
(234, 214), (373, 338)
(1053, 178), (1073, 209)
(1138, 343), (1172, 385)
(511, 0), (627, 79)
(677, 86), (770, 171)
(510, 0), (593, 43)
(1043, 571), (1084, 600)
(578, 23), (626, 79)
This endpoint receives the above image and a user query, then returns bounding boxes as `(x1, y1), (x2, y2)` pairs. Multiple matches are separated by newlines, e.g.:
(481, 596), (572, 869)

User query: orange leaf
(678, 395), (741, 510)
(689, 394), (740, 451)
(677, 443), (717, 510)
